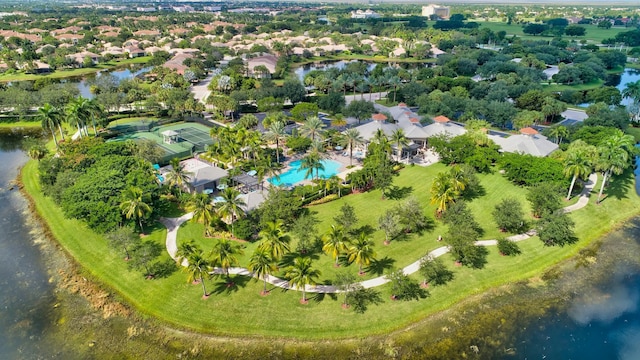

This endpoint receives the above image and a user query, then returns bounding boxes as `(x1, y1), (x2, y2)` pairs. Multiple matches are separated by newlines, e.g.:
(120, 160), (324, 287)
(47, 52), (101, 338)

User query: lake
(0, 129), (59, 359)
(76, 66), (152, 98)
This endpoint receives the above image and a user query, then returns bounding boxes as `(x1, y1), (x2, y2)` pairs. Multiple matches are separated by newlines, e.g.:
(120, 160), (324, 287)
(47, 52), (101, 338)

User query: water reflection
(567, 269), (639, 325)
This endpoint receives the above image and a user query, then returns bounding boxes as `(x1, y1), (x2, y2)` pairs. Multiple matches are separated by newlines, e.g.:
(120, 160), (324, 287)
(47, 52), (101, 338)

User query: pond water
(501, 219), (640, 360)
(293, 60), (378, 82)
(609, 68), (640, 107)
(0, 130), (59, 359)
(76, 66), (152, 98)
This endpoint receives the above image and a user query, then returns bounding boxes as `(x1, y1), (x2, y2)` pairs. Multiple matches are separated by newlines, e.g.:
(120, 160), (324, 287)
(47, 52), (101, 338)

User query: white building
(351, 10), (381, 19)
(422, 5), (450, 19)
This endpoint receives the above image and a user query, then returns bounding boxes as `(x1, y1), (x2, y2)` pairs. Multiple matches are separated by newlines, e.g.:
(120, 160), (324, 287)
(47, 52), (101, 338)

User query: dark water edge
(3, 130), (640, 359)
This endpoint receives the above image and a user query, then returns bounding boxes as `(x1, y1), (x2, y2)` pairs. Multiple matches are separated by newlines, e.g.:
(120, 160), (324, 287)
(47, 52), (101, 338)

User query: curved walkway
(159, 173), (597, 294)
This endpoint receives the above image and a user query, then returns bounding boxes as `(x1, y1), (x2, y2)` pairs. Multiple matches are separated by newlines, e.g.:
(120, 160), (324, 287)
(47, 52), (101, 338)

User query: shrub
(232, 219), (255, 240)
(308, 194), (338, 206)
(497, 238), (521, 256)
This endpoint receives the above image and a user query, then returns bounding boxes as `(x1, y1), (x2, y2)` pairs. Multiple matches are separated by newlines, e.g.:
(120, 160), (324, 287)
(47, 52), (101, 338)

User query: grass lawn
(475, 21), (629, 44)
(22, 158), (640, 339)
(542, 79), (604, 92)
(0, 120), (41, 128)
(0, 57), (151, 82)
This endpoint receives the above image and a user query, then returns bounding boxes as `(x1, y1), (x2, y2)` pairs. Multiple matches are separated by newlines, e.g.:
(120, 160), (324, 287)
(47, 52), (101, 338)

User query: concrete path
(563, 173), (597, 213)
(160, 173), (596, 293)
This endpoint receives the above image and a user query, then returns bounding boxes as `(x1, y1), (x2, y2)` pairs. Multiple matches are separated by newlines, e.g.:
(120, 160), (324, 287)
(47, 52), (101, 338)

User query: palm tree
(348, 232), (376, 275)
(448, 165), (468, 195)
(248, 247), (277, 295)
(563, 141), (595, 200)
(215, 187), (246, 235)
(372, 129), (391, 154)
(596, 132), (635, 203)
(264, 120), (288, 163)
(119, 186), (152, 233)
(300, 116), (326, 141)
(430, 172), (457, 216)
(86, 98), (104, 136)
(27, 144), (48, 160)
(299, 152), (324, 181)
(285, 257), (321, 303)
(388, 75), (401, 103)
(548, 125), (569, 145)
(390, 129), (409, 162)
(184, 250), (212, 298)
(175, 239), (201, 265)
(341, 128), (364, 167)
(165, 158), (193, 195)
(37, 103), (61, 149)
(258, 220), (291, 261)
(322, 225), (349, 267)
(66, 96), (91, 137)
(188, 193), (216, 237)
(210, 238), (244, 281)
(622, 80), (640, 122)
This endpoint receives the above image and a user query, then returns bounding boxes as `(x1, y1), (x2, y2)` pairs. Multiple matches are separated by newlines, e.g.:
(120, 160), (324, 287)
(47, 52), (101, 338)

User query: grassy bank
(21, 159), (640, 339)
(0, 57), (151, 82)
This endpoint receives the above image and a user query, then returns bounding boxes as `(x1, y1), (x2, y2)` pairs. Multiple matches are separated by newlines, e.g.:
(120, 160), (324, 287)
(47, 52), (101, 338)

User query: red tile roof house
(246, 54), (278, 78)
(162, 53), (194, 75)
(124, 45), (146, 58)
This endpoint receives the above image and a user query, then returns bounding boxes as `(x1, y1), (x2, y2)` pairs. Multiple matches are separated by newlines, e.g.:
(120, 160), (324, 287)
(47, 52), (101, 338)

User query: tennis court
(176, 127), (213, 146)
(109, 122), (215, 164)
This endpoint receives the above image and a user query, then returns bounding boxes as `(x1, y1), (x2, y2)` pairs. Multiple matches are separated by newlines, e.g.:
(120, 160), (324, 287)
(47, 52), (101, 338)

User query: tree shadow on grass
(602, 169), (634, 202)
(385, 186), (413, 200)
(461, 184), (486, 202)
(149, 259), (178, 279)
(211, 275), (251, 295)
(366, 256), (396, 276)
(351, 224), (376, 236)
(280, 251), (320, 268)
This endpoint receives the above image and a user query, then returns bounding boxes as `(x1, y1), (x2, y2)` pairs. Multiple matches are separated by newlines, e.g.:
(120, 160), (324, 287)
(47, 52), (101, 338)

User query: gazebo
(161, 130), (179, 144)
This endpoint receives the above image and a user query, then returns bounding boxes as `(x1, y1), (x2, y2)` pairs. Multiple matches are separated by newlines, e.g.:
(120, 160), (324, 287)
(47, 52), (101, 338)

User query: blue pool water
(269, 159), (342, 187)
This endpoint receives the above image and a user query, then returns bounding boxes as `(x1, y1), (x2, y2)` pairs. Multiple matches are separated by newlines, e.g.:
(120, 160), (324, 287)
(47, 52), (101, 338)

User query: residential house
(488, 127), (558, 157)
(67, 51), (100, 65)
(124, 45), (145, 58)
(162, 52), (194, 75)
(351, 10), (381, 19)
(246, 54), (278, 78)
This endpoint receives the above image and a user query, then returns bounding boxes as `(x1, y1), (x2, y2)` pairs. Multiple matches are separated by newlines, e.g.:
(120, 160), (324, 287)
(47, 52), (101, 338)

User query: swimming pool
(269, 159), (342, 187)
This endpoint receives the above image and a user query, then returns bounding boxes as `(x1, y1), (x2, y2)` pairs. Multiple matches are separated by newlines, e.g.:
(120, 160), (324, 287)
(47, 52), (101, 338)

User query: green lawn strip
(542, 79), (603, 92)
(0, 120), (41, 128)
(0, 57), (151, 82)
(474, 21), (628, 44)
(22, 159), (640, 339)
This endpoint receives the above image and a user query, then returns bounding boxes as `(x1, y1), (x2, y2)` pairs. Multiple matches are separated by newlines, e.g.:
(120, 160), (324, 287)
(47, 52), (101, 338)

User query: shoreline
(18, 154), (640, 341)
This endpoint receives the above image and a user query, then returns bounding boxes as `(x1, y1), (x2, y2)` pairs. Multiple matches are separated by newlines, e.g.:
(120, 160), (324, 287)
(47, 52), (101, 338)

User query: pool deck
(266, 151), (363, 188)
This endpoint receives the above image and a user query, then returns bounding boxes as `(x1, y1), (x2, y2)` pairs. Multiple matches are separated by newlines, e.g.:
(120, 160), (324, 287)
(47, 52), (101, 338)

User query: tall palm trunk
(263, 278), (268, 293)
(567, 174), (577, 200)
(58, 124), (65, 141)
(50, 128), (58, 149)
(199, 273), (208, 296)
(275, 139), (280, 163)
(349, 146), (354, 166)
(597, 169), (610, 203)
